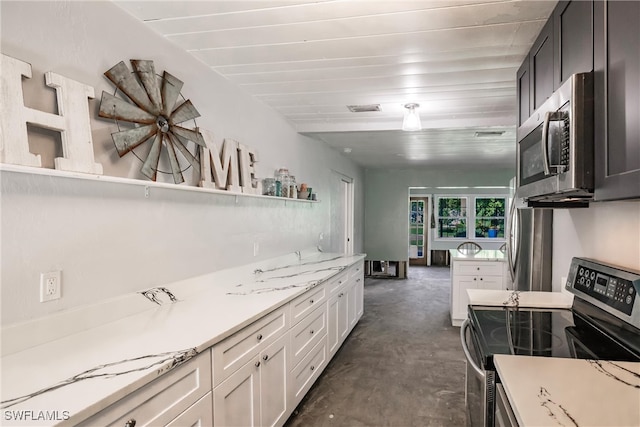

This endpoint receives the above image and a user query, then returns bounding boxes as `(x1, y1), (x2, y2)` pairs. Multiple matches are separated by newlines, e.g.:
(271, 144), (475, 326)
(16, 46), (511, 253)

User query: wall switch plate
(40, 271), (61, 302)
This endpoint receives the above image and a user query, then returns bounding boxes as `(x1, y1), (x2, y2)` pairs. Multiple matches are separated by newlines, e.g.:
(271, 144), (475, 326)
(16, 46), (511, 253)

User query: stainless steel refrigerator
(506, 202), (553, 292)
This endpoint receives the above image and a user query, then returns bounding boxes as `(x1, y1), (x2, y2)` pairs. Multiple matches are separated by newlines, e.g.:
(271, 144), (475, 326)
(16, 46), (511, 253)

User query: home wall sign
(0, 54), (103, 174)
(98, 60), (203, 184)
(0, 54), (262, 195)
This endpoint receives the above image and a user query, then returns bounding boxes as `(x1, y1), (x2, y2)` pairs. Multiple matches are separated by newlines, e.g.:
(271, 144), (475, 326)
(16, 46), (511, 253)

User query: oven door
(461, 319), (496, 427)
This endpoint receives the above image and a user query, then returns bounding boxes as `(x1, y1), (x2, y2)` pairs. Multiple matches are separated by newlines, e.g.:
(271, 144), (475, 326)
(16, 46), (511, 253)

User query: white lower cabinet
(77, 352), (212, 427)
(213, 332), (289, 427)
(450, 259), (506, 326)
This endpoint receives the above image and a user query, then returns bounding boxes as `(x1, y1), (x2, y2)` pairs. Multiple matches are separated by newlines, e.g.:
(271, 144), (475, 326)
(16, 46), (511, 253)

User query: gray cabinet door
(594, 0), (640, 201)
(553, 0), (594, 89)
(530, 19), (555, 111)
(517, 58), (530, 127)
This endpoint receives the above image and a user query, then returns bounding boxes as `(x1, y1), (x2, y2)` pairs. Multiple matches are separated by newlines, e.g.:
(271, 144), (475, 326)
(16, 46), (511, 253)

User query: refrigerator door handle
(506, 201), (517, 285)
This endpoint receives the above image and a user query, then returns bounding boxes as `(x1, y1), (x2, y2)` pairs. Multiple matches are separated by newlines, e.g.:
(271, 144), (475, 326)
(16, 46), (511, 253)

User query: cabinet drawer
(78, 351), (211, 427)
(348, 261), (364, 279)
(454, 262), (503, 276)
(290, 304), (327, 368)
(212, 305), (288, 387)
(290, 338), (327, 407)
(290, 284), (326, 325)
(325, 270), (348, 295)
(166, 392), (213, 427)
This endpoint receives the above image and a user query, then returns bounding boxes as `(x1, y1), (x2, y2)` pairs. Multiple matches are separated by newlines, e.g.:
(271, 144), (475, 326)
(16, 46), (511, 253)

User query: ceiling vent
(475, 131), (505, 137)
(347, 104), (381, 113)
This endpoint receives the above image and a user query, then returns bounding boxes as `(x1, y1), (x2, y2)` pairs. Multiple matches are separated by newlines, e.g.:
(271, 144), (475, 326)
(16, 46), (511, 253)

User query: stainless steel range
(461, 257), (640, 427)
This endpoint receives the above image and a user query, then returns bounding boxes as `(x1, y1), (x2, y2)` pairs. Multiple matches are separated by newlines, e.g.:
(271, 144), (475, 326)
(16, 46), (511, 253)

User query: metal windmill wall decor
(98, 60), (204, 183)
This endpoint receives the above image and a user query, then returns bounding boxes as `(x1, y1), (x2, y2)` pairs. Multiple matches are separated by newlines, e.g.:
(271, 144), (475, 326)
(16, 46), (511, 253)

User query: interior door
(409, 197), (428, 266)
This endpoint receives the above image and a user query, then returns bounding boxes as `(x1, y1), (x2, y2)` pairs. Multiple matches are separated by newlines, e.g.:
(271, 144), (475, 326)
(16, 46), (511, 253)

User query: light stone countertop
(467, 289), (574, 309)
(0, 250), (365, 426)
(494, 354), (640, 427)
(449, 249), (506, 261)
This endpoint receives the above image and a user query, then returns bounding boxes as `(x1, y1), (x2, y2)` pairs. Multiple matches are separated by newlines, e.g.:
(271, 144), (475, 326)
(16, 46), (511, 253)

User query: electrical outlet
(40, 271), (61, 302)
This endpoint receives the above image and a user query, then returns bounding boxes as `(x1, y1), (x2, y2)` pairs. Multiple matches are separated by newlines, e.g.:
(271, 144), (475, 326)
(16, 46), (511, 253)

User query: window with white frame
(437, 197), (468, 238)
(474, 197), (506, 238)
(436, 195), (507, 240)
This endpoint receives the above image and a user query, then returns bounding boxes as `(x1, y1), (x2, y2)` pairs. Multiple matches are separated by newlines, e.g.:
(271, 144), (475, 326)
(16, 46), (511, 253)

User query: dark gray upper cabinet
(530, 19), (555, 111)
(516, 59), (530, 127)
(553, 0), (594, 89)
(593, 0), (640, 201)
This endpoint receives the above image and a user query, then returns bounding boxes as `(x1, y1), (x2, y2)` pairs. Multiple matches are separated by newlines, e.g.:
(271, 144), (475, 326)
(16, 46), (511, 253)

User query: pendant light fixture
(402, 103), (422, 131)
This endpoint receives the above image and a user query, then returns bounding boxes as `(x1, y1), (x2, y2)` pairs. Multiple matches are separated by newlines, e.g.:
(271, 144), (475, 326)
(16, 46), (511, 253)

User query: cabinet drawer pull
(480, 277), (483, 281)
(339, 292), (344, 297)
(356, 278), (361, 283)
(263, 354), (269, 361)
(255, 361), (261, 368)
(310, 365), (315, 371)
(309, 299), (314, 304)
(473, 278), (477, 281)
(310, 329), (314, 334)
(477, 267), (480, 270)
(125, 420), (136, 427)
(257, 334), (263, 341)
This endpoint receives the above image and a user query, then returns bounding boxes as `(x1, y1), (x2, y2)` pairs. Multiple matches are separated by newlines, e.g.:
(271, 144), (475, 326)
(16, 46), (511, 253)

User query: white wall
(552, 200), (640, 291)
(363, 167), (514, 260)
(0, 1), (363, 324)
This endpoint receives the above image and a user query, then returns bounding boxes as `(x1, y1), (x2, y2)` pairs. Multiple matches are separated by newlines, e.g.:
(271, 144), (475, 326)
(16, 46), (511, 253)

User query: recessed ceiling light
(343, 147), (352, 153)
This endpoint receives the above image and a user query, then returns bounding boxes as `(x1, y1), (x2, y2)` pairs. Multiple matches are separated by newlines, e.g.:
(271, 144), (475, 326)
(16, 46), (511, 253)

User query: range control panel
(566, 258), (640, 324)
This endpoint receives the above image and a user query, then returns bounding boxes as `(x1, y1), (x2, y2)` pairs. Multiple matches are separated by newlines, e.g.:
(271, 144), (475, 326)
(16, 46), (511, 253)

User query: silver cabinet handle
(310, 365), (315, 371)
(125, 420), (136, 427)
(310, 329), (314, 334)
(461, 319), (485, 380)
(310, 299), (314, 304)
(263, 354), (269, 361)
(257, 334), (263, 341)
(255, 361), (261, 368)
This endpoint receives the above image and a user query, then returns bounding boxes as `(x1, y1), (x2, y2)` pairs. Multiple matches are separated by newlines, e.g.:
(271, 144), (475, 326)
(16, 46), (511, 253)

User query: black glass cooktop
(468, 305), (640, 370)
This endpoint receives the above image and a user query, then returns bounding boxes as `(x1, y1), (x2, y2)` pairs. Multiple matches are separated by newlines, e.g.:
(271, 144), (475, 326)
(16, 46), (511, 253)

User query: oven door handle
(461, 319), (485, 380)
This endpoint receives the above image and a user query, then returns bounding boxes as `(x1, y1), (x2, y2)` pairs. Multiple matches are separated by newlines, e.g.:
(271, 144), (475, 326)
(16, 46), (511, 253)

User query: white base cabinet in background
(450, 259), (506, 326)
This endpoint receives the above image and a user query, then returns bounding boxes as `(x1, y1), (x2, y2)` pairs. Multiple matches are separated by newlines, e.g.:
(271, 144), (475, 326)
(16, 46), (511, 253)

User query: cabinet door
(260, 333), (289, 427)
(455, 277), (479, 321)
(517, 57), (531, 126)
(530, 19), (555, 111)
(214, 356), (261, 427)
(354, 276), (364, 320)
(594, 0), (640, 201)
(553, 0), (594, 88)
(327, 293), (341, 356)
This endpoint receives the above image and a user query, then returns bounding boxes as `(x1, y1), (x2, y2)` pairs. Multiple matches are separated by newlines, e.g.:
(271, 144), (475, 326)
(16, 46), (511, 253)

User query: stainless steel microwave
(516, 73), (594, 207)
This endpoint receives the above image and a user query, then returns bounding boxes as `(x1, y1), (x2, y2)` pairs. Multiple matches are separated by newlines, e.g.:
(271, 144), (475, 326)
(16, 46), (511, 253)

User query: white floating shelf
(0, 164), (319, 203)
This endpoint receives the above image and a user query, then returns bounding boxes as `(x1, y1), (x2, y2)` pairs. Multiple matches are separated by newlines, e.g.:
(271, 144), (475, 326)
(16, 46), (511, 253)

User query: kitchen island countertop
(449, 249), (506, 261)
(494, 354), (640, 427)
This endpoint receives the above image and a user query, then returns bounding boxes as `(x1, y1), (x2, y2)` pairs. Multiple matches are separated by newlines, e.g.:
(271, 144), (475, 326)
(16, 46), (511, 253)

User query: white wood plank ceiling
(114, 0), (556, 169)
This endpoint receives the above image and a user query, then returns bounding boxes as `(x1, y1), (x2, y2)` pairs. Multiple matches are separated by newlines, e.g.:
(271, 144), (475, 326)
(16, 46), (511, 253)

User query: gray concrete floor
(284, 266), (466, 427)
